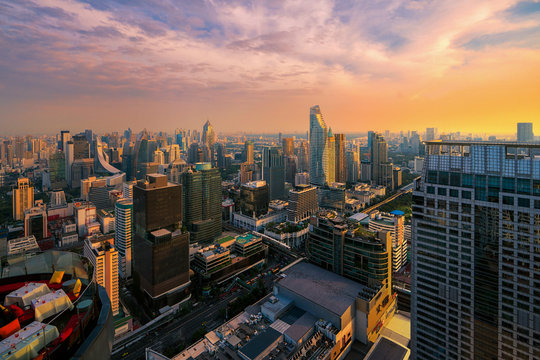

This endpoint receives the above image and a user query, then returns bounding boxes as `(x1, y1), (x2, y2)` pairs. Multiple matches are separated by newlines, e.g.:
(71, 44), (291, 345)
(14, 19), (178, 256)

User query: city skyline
(1, 1), (540, 134)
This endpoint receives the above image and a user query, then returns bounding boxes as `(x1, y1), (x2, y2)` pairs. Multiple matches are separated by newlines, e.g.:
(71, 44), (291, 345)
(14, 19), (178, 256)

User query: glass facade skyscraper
(412, 141), (540, 360)
(309, 105), (334, 186)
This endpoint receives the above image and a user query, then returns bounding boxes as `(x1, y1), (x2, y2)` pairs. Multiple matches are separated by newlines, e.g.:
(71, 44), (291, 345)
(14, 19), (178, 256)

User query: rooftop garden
(265, 221), (308, 234)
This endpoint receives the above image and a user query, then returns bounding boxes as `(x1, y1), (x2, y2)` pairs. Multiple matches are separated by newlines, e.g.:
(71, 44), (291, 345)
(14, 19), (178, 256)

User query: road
(112, 290), (245, 360)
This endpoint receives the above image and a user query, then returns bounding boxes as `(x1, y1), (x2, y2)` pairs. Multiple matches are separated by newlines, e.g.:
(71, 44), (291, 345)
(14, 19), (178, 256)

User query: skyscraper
(72, 133), (90, 160)
(296, 141), (309, 173)
(425, 127), (436, 141)
(133, 174), (190, 309)
(517, 122), (534, 142)
(13, 177), (34, 221)
(346, 150), (359, 183)
(309, 105), (330, 186)
(239, 180), (269, 217)
(371, 132), (393, 189)
(282, 137), (294, 156)
(334, 133), (346, 183)
(180, 163), (222, 244)
(244, 140), (254, 164)
(287, 184), (318, 223)
(412, 140), (540, 360)
(326, 128), (336, 184)
(84, 235), (119, 315)
(262, 146), (285, 200)
(115, 199), (133, 279)
(202, 120), (216, 164)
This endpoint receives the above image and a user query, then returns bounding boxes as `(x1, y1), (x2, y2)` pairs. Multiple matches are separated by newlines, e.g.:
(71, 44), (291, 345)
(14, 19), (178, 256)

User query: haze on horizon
(1, 0), (539, 135)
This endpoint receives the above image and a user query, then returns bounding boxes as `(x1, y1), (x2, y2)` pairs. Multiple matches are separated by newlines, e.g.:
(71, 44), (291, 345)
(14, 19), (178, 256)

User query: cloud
(0, 0), (539, 134)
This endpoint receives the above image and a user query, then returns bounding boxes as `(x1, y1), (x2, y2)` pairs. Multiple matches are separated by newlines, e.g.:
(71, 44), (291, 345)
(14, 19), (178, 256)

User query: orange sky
(0, 0), (539, 135)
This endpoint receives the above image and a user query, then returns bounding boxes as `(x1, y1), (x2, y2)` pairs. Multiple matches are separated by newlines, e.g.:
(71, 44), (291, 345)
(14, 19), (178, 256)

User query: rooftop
(424, 140), (540, 148)
(278, 262), (369, 316)
(364, 337), (410, 360)
(238, 327), (281, 360)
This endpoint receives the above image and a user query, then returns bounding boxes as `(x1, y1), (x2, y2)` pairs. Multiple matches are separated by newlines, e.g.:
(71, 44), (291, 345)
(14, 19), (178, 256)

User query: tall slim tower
(282, 138), (295, 156)
(115, 199), (133, 279)
(133, 174), (190, 308)
(84, 235), (119, 315)
(412, 140), (540, 360)
(180, 163), (222, 244)
(244, 140), (254, 164)
(334, 133), (346, 183)
(326, 129), (335, 184)
(13, 177), (34, 221)
(262, 147), (286, 200)
(309, 105), (331, 186)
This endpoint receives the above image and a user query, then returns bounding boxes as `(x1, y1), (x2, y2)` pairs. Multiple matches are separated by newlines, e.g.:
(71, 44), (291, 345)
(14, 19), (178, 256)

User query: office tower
(307, 210), (393, 288)
(133, 174), (190, 308)
(180, 163), (222, 244)
(425, 127), (436, 141)
(371, 133), (394, 189)
(411, 141), (540, 360)
(296, 141), (309, 172)
(48, 151), (66, 189)
(60, 130), (71, 151)
(84, 235), (119, 315)
(240, 180), (269, 217)
(13, 177), (34, 221)
(369, 212), (406, 273)
(360, 160), (371, 182)
(122, 180), (136, 199)
(346, 150), (359, 183)
(334, 133), (346, 183)
(240, 162), (254, 184)
(65, 141), (74, 187)
(284, 155), (297, 184)
(326, 129), (336, 184)
(294, 172), (309, 186)
(215, 143), (226, 168)
(517, 122), (534, 142)
(115, 199), (133, 279)
(262, 146), (286, 200)
(287, 184), (318, 222)
(24, 204), (47, 241)
(244, 140), (254, 164)
(282, 137), (294, 156)
(50, 190), (67, 207)
(72, 133), (90, 159)
(188, 143), (204, 164)
(153, 149), (165, 164)
(393, 167), (402, 188)
(71, 158), (94, 188)
(202, 120), (216, 149)
(309, 105), (335, 186)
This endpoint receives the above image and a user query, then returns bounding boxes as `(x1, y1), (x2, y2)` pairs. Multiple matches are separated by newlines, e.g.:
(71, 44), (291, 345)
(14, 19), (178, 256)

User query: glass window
(516, 178), (530, 195)
(488, 176), (500, 189)
(462, 190), (471, 199)
(450, 172), (461, 187)
(439, 171), (449, 185)
(502, 177), (515, 192)
(438, 188), (447, 196)
(534, 180), (540, 196)
(475, 188), (486, 201)
(450, 189), (459, 197)
(475, 175), (486, 188)
(462, 174), (473, 188)
(503, 196), (514, 206)
(427, 170), (437, 184)
(427, 186), (435, 194)
(517, 198), (530, 208)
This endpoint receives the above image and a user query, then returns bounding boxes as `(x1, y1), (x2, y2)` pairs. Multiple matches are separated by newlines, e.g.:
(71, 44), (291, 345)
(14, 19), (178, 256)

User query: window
(462, 174), (473, 188)
(450, 172), (461, 187)
(517, 178), (530, 195)
(462, 190), (471, 199)
(439, 171), (449, 185)
(427, 186), (435, 194)
(518, 198), (530, 208)
(502, 177), (515, 192)
(503, 196), (514, 206)
(438, 187), (447, 196)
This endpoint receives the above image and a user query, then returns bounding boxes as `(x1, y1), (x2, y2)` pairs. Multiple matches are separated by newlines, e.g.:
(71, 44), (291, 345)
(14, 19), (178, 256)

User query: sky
(0, 0), (539, 136)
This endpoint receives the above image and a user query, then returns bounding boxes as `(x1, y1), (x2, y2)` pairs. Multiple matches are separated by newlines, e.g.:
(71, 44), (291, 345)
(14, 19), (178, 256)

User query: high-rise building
(282, 137), (294, 156)
(346, 150), (359, 183)
(239, 162), (254, 184)
(202, 120), (216, 165)
(284, 155), (297, 184)
(309, 105), (334, 186)
(180, 163), (222, 244)
(71, 158), (94, 189)
(368, 212), (406, 273)
(411, 140), (540, 360)
(517, 122), (534, 142)
(133, 174), (190, 308)
(334, 133), (346, 183)
(65, 141), (74, 187)
(60, 130), (71, 152)
(294, 172), (309, 186)
(84, 235), (119, 315)
(287, 184), (318, 223)
(371, 133), (394, 189)
(425, 127), (436, 141)
(153, 149), (165, 164)
(115, 199), (133, 279)
(262, 146), (285, 200)
(307, 210), (393, 288)
(13, 177), (34, 221)
(24, 204), (48, 241)
(122, 180), (137, 199)
(327, 128), (336, 184)
(72, 133), (90, 160)
(48, 151), (66, 189)
(296, 141), (309, 172)
(244, 140), (254, 164)
(239, 180), (269, 217)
